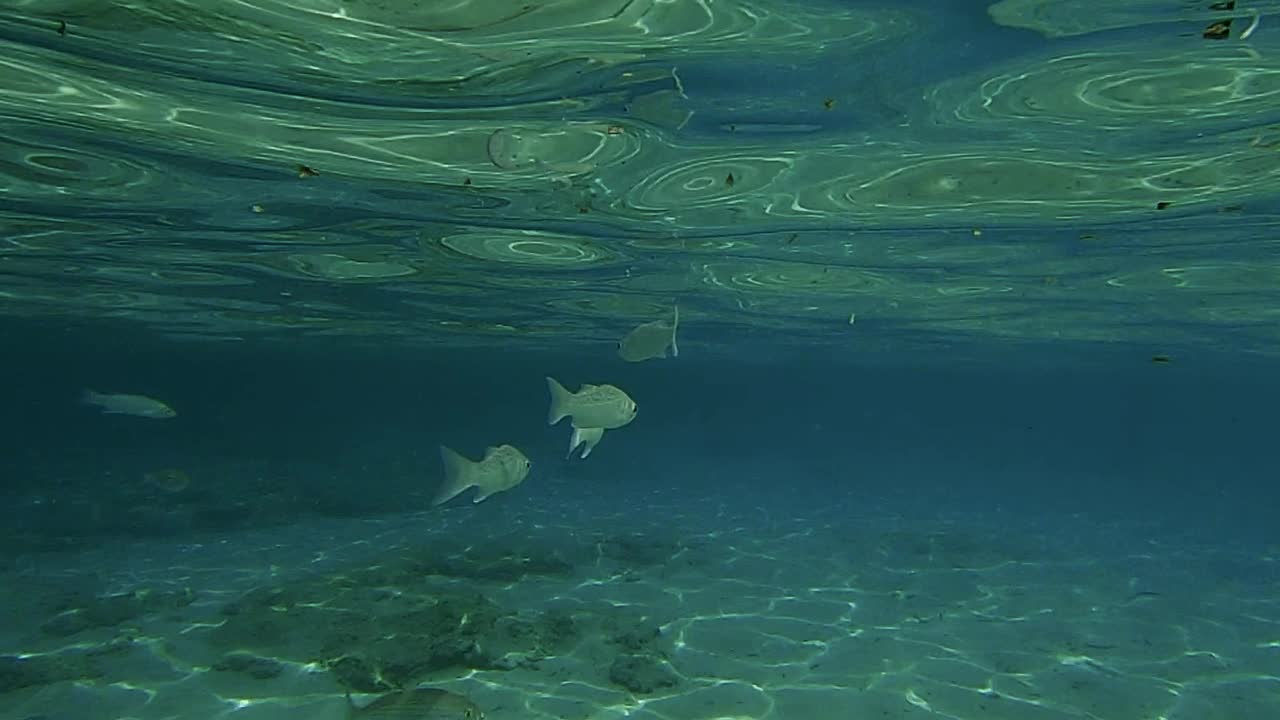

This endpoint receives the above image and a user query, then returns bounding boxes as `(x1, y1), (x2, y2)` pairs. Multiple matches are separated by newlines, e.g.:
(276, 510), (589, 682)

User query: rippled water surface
(3, 0), (1278, 358)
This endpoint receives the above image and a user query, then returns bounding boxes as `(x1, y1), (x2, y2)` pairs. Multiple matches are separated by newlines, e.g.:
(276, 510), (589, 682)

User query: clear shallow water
(2, 1), (1280, 719)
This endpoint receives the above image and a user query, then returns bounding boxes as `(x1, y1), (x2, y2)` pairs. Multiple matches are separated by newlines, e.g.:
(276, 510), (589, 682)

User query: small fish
(617, 305), (679, 362)
(546, 377), (637, 430)
(432, 445), (531, 506)
(143, 468), (191, 493)
(83, 390), (176, 419)
(567, 426), (605, 459)
(348, 687), (483, 719)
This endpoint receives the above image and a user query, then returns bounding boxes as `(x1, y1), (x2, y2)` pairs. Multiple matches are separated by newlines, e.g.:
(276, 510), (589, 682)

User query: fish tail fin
(670, 304), (679, 358)
(546, 376), (572, 425)
(433, 445), (477, 506)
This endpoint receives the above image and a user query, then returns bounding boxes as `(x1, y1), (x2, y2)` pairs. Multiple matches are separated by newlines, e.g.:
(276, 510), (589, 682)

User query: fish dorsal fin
(580, 383), (598, 391)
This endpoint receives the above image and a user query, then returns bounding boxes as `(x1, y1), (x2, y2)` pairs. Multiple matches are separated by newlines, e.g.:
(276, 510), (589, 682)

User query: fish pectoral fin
(568, 426), (593, 457)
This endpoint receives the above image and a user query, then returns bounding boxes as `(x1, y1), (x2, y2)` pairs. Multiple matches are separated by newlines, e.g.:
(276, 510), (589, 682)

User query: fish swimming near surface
(432, 444), (531, 506)
(83, 390), (176, 419)
(546, 377), (637, 430)
(618, 304), (679, 362)
(566, 425), (605, 459)
(347, 687), (483, 719)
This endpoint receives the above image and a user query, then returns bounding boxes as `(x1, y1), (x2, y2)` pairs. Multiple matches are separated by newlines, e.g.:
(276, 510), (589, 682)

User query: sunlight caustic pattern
(3, 502), (1278, 720)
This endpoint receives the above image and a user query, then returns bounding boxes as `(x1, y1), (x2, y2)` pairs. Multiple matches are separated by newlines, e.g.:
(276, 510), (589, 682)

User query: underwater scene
(2, 0), (1280, 718)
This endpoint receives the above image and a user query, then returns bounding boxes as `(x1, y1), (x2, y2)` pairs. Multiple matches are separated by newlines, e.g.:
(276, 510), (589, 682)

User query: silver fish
(546, 377), (636, 430)
(618, 304), (679, 362)
(82, 390), (176, 419)
(348, 687), (483, 719)
(432, 445), (531, 506)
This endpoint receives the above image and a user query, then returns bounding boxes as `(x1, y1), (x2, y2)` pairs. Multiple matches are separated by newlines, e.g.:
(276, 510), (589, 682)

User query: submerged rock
(608, 654), (680, 694)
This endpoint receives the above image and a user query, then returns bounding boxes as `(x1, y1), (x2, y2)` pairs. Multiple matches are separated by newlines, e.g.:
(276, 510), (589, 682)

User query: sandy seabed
(2, 486), (1278, 720)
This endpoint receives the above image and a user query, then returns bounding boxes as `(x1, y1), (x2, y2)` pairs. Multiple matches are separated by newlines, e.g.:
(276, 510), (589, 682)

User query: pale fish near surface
(432, 444), (531, 506)
(618, 304), (679, 362)
(347, 687), (483, 719)
(567, 425), (605, 459)
(546, 377), (637, 430)
(82, 390), (176, 419)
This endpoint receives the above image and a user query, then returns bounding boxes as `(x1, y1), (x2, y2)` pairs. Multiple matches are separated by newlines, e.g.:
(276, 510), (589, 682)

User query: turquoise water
(2, 1), (1280, 719)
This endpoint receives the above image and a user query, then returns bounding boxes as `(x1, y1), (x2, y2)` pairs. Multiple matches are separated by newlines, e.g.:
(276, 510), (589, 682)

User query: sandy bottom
(2, 487), (1278, 720)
